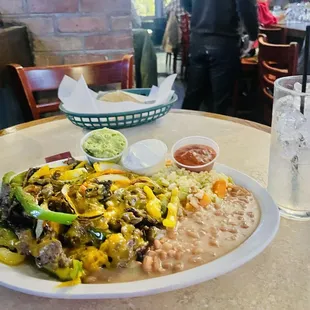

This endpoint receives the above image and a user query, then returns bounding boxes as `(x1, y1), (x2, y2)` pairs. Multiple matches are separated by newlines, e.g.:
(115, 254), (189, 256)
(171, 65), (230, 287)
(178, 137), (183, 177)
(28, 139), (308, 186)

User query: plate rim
(0, 160), (280, 299)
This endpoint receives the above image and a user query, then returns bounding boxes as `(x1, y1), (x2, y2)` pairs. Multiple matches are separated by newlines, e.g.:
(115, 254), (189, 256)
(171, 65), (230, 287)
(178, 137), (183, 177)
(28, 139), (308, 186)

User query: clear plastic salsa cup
(171, 136), (220, 172)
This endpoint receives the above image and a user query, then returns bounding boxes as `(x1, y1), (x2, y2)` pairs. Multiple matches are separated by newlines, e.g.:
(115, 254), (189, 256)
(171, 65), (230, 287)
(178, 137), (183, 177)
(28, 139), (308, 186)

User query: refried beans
(85, 185), (260, 283)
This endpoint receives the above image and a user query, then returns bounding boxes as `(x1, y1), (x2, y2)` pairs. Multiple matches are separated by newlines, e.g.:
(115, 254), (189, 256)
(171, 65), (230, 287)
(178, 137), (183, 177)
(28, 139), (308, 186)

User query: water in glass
(268, 76), (310, 220)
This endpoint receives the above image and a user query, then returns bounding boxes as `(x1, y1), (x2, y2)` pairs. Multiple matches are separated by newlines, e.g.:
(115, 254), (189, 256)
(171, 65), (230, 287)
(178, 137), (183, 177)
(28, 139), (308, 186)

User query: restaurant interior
(1, 0), (310, 308)
(0, 0), (308, 129)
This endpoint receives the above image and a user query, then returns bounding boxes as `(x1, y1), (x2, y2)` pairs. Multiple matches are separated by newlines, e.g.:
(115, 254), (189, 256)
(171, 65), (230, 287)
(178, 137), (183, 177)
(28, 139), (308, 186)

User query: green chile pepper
(14, 186), (77, 225)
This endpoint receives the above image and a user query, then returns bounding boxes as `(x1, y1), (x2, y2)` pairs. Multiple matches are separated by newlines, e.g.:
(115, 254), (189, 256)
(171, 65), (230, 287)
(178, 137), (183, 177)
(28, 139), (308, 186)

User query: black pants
(182, 34), (241, 114)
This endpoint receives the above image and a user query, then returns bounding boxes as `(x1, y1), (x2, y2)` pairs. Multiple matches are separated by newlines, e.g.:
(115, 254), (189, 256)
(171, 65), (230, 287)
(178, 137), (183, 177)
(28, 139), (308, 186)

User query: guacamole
(83, 128), (127, 158)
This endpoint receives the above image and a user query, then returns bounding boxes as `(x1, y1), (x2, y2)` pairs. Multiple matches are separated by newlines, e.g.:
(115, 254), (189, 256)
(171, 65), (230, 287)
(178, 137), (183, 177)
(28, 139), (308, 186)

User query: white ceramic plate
(0, 161), (280, 299)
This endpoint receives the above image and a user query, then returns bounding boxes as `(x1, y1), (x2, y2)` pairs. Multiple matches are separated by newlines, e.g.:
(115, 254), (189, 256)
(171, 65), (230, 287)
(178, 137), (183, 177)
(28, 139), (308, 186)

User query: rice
(152, 166), (233, 202)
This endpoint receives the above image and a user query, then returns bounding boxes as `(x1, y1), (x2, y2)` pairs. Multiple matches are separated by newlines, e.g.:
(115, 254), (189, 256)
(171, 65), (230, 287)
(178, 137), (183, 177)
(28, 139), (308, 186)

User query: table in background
(277, 22), (307, 39)
(277, 22), (306, 53)
(1, 110), (310, 310)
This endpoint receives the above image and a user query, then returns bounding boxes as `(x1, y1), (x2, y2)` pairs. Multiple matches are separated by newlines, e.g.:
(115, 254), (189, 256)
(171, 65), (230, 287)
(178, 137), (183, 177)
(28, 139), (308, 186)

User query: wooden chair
(180, 13), (190, 79)
(165, 13), (190, 79)
(258, 34), (298, 125)
(8, 55), (134, 120)
(232, 56), (258, 117)
(259, 26), (287, 44)
(232, 27), (287, 117)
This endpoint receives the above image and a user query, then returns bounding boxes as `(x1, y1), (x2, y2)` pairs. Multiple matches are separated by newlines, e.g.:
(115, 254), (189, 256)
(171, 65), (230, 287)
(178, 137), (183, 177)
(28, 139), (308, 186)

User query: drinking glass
(268, 76), (310, 220)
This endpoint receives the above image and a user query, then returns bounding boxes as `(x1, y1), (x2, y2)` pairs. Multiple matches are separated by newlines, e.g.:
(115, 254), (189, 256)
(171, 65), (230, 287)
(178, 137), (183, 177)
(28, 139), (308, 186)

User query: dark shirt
(181, 0), (258, 41)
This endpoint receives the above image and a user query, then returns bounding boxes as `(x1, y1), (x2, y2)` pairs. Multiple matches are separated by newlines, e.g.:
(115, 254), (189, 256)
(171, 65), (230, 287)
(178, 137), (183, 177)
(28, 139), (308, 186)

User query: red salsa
(174, 144), (217, 166)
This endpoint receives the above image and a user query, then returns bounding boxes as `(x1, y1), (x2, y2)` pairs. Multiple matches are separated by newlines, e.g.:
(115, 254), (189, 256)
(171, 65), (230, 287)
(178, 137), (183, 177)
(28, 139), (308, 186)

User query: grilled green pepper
(2, 171), (15, 185)
(0, 227), (18, 250)
(10, 171), (26, 187)
(14, 186), (77, 225)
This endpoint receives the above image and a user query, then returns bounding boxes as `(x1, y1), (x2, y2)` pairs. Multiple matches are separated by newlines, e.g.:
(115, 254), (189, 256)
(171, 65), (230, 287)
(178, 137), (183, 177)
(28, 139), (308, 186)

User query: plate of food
(0, 129), (279, 299)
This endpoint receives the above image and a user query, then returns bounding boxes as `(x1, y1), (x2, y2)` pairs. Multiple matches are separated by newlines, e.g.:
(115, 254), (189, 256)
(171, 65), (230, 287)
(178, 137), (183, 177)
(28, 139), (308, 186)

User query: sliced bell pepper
(0, 247), (25, 266)
(163, 188), (180, 228)
(2, 171), (15, 185)
(14, 186), (77, 225)
(96, 173), (130, 182)
(0, 227), (18, 250)
(10, 171), (26, 187)
(144, 186), (162, 220)
(200, 193), (211, 207)
(212, 179), (227, 198)
(93, 162), (124, 172)
(28, 165), (50, 182)
(49, 165), (73, 175)
(74, 161), (88, 169)
(58, 168), (87, 181)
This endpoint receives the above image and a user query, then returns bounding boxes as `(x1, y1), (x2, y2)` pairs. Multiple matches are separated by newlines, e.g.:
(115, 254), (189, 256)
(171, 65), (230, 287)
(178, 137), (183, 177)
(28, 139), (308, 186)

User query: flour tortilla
(98, 91), (144, 103)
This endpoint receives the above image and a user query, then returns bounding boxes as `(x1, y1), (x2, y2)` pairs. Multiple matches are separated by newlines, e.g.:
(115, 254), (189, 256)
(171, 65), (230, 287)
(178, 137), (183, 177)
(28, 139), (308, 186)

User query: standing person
(181, 0), (258, 114)
(257, 0), (285, 26)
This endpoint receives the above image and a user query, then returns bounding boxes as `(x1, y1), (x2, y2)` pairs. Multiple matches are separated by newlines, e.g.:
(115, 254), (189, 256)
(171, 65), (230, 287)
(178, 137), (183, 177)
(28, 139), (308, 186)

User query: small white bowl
(121, 139), (168, 176)
(171, 136), (220, 172)
(80, 128), (128, 164)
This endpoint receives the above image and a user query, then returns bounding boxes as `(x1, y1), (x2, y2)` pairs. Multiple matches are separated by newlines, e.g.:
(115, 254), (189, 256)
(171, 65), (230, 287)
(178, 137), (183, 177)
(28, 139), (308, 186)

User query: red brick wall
(0, 0), (133, 65)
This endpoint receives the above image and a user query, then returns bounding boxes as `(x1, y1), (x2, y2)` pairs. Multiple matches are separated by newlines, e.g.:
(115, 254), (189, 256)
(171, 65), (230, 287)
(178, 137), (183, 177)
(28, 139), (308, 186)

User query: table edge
(276, 23), (306, 38)
(171, 110), (270, 133)
(0, 111), (271, 137)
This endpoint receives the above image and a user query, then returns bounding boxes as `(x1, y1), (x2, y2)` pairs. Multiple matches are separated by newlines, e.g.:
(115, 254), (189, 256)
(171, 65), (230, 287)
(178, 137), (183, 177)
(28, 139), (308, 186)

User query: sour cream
(121, 139), (168, 176)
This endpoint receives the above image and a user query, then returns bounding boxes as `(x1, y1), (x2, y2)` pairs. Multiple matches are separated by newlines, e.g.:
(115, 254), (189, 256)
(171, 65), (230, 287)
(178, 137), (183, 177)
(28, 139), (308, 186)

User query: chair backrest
(258, 34), (298, 124)
(9, 55), (134, 120)
(180, 13), (190, 44)
(259, 26), (287, 44)
(180, 13), (190, 66)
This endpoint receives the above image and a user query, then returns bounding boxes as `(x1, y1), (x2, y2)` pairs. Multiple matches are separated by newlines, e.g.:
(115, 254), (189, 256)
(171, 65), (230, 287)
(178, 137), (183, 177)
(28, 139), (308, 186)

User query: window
(135, 0), (155, 17)
(135, 0), (172, 18)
